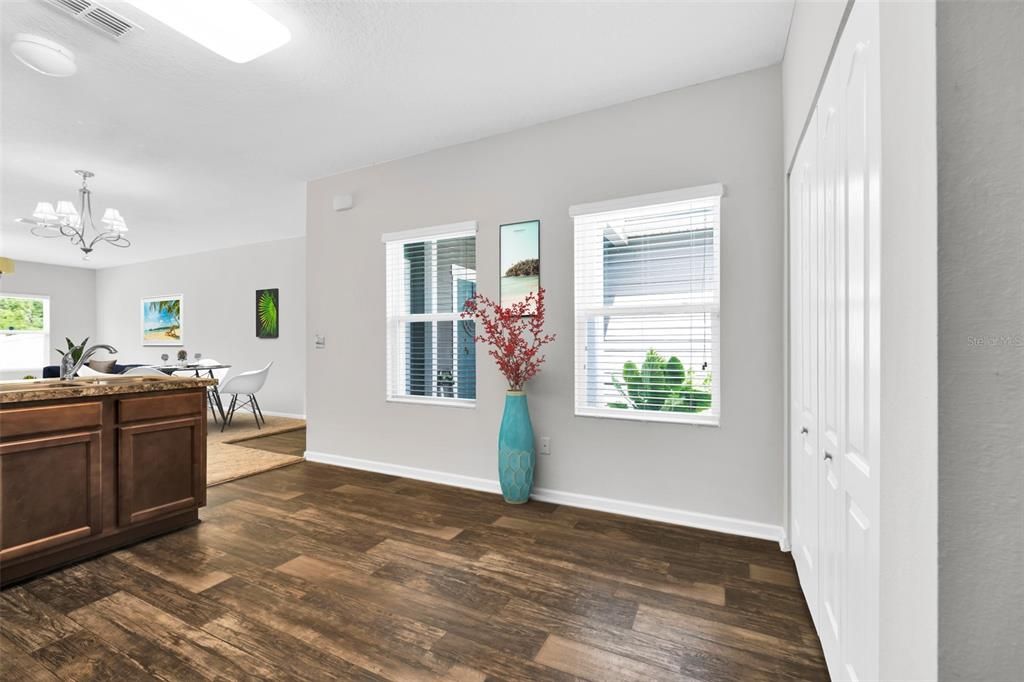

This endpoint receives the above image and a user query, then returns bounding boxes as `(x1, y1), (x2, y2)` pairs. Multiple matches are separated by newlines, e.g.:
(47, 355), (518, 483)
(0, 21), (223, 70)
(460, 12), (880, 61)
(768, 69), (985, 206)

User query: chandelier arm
(88, 234), (111, 248)
(59, 223), (86, 244)
(30, 224), (67, 238)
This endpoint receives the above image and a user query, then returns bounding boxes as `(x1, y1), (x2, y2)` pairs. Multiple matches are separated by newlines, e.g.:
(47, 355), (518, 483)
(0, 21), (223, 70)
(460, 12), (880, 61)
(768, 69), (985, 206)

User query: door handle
(824, 452), (833, 461)
(800, 427), (809, 435)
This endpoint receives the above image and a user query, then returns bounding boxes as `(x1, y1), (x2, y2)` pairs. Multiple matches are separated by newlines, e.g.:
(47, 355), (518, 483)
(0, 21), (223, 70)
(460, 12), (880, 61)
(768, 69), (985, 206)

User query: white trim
(385, 396), (476, 409)
(530, 486), (784, 544)
(569, 183), (724, 217)
(381, 220), (477, 244)
(574, 407), (720, 427)
(305, 449), (785, 544)
(305, 450), (497, 493)
(259, 410), (306, 420)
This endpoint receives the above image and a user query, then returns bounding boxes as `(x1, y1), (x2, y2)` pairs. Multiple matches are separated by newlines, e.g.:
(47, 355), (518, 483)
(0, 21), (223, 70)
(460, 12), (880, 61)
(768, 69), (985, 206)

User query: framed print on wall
(141, 295), (183, 346)
(500, 219), (540, 308)
(256, 288), (279, 338)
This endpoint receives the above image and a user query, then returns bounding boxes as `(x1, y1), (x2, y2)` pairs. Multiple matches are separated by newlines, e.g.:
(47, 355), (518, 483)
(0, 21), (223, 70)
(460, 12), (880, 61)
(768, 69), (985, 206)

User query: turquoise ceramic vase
(498, 391), (535, 504)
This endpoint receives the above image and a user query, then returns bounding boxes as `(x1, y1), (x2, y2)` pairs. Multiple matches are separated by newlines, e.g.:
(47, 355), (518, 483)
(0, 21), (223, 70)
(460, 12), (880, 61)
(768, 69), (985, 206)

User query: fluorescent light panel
(124, 0), (290, 64)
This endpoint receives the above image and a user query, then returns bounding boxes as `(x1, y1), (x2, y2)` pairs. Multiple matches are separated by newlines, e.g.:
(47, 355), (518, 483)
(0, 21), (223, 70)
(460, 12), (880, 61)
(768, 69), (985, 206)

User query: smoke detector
(10, 34), (77, 77)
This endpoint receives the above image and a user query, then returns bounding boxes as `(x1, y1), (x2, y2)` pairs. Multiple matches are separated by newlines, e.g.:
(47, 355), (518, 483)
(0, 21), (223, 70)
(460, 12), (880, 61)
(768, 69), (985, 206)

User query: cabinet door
(118, 416), (204, 526)
(790, 105), (821, 622)
(0, 431), (103, 561)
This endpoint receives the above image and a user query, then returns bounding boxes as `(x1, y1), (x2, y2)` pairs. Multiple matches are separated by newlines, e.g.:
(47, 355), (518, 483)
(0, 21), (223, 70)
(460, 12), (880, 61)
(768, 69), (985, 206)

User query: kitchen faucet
(60, 344), (118, 381)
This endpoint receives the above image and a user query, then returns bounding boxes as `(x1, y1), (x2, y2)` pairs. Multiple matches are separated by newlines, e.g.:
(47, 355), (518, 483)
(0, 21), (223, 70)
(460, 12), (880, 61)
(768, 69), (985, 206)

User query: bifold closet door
(836, 1), (881, 680)
(816, 42), (845, 666)
(788, 1), (882, 680)
(789, 105), (820, 623)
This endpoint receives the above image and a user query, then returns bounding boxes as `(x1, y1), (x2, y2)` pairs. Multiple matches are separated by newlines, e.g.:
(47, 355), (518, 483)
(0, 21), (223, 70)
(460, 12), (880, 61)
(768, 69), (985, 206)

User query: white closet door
(837, 1), (881, 680)
(790, 108), (820, 621)
(817, 50), (846, 670)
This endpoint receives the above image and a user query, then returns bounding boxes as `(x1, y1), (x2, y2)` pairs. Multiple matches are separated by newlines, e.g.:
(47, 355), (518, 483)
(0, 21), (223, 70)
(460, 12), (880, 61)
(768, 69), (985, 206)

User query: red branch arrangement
(460, 288), (556, 391)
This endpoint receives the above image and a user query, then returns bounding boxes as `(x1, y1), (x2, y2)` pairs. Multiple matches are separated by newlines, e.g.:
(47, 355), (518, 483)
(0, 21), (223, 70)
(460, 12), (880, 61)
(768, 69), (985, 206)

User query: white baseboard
(305, 450), (499, 494)
(304, 450), (785, 544)
(260, 411), (307, 420)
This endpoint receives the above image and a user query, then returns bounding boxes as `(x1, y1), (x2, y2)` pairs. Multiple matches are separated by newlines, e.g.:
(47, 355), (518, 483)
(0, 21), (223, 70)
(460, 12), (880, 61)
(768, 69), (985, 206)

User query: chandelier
(16, 170), (129, 260)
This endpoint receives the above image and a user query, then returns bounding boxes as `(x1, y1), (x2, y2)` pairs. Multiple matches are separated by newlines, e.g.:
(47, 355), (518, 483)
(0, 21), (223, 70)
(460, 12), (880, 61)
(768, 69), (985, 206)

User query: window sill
(575, 407), (719, 427)
(386, 396), (476, 410)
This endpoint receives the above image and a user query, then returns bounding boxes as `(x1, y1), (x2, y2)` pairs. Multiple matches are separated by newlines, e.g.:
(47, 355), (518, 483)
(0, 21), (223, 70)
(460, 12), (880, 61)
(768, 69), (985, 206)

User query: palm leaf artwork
(256, 289), (279, 338)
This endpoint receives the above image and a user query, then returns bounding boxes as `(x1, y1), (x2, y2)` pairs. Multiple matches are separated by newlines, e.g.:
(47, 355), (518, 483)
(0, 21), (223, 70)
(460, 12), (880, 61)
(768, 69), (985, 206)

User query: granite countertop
(0, 376), (218, 404)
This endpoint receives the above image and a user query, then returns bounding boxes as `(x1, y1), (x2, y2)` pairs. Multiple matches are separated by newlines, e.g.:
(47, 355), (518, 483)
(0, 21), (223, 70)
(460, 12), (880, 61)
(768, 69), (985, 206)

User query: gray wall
(0, 260), (96, 380)
(306, 66), (785, 530)
(937, 2), (1024, 679)
(95, 238), (306, 416)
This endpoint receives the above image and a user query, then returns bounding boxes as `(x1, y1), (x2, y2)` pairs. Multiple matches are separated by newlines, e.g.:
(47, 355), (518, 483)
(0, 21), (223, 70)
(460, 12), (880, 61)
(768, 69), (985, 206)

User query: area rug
(207, 415), (306, 486)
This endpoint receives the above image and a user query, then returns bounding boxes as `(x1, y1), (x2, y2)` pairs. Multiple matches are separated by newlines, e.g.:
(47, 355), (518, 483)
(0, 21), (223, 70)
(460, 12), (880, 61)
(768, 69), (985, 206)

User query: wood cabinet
(0, 387), (208, 586)
(118, 416), (204, 526)
(0, 430), (104, 562)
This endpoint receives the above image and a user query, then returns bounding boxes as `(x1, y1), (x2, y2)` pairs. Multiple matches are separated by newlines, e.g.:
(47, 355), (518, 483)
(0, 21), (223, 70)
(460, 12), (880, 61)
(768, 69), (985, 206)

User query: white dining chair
(218, 362), (272, 431)
(76, 365), (120, 378)
(121, 366), (168, 376)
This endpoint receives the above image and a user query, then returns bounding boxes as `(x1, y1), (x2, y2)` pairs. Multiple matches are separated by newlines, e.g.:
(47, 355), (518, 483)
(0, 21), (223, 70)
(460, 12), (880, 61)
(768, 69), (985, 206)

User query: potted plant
(461, 288), (555, 503)
(176, 349), (188, 366)
(54, 336), (89, 363)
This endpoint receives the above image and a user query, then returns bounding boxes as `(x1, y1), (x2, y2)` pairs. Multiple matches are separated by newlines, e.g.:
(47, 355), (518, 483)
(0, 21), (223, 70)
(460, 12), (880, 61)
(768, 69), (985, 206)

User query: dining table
(153, 363), (232, 424)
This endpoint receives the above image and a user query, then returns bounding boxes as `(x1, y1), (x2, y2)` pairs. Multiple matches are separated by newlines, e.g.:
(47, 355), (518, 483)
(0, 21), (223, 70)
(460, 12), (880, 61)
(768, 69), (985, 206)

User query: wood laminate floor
(1, 462), (828, 681)
(234, 427), (307, 458)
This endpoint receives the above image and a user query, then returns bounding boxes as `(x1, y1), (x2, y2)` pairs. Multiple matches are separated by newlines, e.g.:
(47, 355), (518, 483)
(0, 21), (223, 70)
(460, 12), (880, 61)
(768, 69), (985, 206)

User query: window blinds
(384, 223), (477, 405)
(573, 189), (721, 424)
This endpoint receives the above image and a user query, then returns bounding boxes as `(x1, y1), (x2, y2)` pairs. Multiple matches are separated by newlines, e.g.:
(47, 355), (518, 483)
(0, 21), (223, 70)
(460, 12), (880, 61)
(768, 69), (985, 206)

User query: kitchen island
(0, 375), (215, 586)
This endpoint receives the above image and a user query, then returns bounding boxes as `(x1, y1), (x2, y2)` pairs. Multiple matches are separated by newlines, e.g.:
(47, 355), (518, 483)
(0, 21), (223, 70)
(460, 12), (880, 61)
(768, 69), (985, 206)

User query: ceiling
(1, 0), (794, 269)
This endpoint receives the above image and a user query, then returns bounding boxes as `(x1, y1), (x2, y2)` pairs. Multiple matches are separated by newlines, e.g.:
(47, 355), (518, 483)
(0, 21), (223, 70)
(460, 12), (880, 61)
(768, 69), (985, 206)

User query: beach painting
(500, 220), (540, 310)
(142, 295), (183, 345)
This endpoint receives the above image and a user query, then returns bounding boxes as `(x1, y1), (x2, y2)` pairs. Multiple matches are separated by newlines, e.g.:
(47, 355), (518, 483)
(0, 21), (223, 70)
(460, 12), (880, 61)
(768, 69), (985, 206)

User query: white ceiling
(1, 0), (794, 269)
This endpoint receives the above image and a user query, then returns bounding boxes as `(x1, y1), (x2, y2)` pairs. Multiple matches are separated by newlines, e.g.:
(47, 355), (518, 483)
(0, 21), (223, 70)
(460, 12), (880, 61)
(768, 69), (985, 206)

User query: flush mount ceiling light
(15, 170), (130, 260)
(10, 34), (77, 77)
(123, 0), (290, 63)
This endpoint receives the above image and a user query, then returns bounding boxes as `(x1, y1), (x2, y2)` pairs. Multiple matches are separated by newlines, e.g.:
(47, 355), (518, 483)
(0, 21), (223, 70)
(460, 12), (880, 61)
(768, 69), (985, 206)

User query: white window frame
(383, 220), (477, 408)
(571, 184), (723, 426)
(0, 293), (51, 372)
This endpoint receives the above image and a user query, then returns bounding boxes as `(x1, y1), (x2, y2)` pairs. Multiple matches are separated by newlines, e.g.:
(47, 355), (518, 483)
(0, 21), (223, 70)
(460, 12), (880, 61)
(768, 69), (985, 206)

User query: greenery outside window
(0, 294), (51, 372)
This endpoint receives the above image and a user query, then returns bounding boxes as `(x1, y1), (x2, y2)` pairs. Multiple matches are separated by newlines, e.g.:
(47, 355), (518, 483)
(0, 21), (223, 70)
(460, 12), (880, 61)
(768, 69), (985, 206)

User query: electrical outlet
(539, 437), (552, 456)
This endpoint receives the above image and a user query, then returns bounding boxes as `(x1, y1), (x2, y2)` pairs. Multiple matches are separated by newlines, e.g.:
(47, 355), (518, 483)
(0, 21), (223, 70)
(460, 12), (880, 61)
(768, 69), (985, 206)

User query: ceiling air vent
(42, 0), (139, 40)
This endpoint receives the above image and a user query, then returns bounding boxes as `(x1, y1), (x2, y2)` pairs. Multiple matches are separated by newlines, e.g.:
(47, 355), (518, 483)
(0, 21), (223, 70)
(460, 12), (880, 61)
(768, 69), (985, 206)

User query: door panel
(0, 431), (103, 561)
(118, 416), (204, 526)
(838, 2), (881, 680)
(818, 57), (845, 665)
(790, 109), (820, 621)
